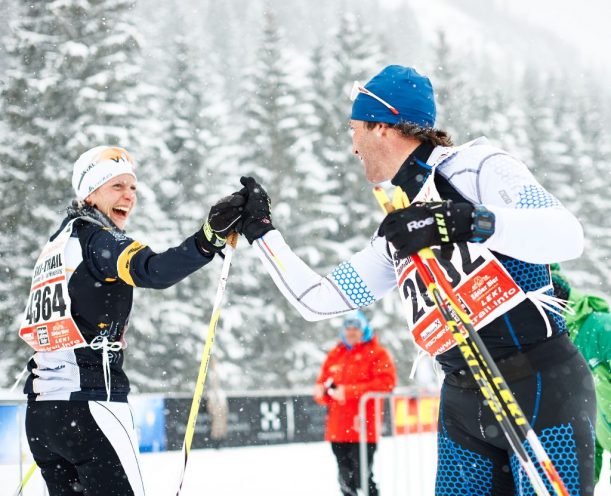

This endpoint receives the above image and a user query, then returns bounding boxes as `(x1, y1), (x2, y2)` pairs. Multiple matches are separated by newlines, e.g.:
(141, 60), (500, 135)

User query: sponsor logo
(36, 325), (49, 345)
(95, 147), (133, 164)
(88, 172), (114, 193)
(407, 216), (434, 232)
(434, 213), (449, 242)
(471, 275), (487, 290)
(420, 319), (442, 341)
(471, 274), (490, 291)
(499, 190), (512, 204)
(77, 161), (98, 190)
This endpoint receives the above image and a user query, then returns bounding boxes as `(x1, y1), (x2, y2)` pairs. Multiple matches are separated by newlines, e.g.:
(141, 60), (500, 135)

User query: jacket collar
(66, 199), (124, 232)
(390, 141), (435, 200)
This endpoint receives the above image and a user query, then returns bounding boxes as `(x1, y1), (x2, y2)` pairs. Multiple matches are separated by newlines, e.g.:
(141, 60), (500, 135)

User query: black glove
(378, 201), (493, 259)
(195, 193), (246, 255)
(239, 176), (275, 244)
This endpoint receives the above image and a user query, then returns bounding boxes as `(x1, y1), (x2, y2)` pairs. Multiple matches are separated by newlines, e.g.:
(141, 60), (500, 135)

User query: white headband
(72, 146), (136, 200)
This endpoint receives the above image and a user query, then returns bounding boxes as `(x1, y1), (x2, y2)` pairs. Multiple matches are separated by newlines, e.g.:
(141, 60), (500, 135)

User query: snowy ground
(2, 435), (437, 496)
(2, 436), (609, 495)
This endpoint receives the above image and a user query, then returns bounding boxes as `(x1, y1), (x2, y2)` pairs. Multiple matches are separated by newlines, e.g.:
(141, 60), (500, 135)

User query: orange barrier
(392, 395), (440, 435)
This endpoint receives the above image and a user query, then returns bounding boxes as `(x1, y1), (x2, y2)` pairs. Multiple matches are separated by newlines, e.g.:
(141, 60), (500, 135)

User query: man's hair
(365, 121), (454, 147)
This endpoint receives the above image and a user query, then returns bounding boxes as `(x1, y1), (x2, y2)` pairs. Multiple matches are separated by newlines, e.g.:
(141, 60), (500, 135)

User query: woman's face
(85, 173), (137, 230)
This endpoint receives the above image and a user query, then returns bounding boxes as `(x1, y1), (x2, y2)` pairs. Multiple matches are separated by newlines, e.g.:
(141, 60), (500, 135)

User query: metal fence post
(358, 387), (441, 496)
(359, 392), (372, 496)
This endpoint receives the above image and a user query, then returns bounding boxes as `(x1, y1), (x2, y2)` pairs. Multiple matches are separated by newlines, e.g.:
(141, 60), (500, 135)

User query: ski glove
(239, 176), (275, 244)
(378, 200), (494, 259)
(195, 193), (246, 255)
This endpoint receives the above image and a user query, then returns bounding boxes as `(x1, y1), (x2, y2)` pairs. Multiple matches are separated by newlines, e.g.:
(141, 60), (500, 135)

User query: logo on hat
(76, 161), (98, 190)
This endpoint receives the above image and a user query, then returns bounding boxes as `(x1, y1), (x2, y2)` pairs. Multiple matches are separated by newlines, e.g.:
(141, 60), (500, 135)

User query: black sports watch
(469, 206), (496, 243)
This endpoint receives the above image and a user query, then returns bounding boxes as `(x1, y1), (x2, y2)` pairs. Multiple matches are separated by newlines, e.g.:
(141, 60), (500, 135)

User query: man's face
(85, 173), (137, 230)
(343, 326), (364, 347)
(350, 119), (392, 183)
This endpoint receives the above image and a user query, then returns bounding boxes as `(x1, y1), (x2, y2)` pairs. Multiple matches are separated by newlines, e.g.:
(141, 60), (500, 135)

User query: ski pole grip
(372, 186), (436, 260)
(373, 186), (395, 214)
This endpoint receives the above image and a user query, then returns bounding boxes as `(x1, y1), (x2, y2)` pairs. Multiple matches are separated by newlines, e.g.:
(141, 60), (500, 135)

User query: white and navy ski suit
(24, 203), (214, 496)
(253, 138), (596, 495)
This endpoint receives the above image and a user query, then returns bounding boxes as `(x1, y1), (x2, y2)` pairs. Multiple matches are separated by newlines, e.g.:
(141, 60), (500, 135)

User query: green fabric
(552, 264), (611, 481)
(566, 290), (610, 344)
(566, 288), (611, 460)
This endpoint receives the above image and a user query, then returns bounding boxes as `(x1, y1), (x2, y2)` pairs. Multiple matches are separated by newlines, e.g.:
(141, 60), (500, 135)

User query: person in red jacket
(314, 310), (397, 496)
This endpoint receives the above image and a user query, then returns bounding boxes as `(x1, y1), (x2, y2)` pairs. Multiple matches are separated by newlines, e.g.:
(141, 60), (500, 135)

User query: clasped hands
(197, 177), (488, 260)
(195, 176), (274, 255)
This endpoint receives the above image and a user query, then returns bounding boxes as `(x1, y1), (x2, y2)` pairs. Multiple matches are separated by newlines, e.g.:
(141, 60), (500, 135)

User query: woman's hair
(365, 121), (454, 147)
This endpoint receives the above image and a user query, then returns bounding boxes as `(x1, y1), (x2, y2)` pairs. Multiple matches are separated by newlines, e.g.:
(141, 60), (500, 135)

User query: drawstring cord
(89, 336), (123, 402)
(526, 284), (571, 337)
(409, 349), (426, 380)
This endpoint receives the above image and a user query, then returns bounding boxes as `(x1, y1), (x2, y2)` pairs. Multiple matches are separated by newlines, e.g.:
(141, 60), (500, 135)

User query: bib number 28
(401, 243), (485, 324)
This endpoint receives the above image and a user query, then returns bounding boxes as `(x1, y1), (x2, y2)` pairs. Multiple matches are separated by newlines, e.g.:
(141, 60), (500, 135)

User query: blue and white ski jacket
(253, 137), (584, 373)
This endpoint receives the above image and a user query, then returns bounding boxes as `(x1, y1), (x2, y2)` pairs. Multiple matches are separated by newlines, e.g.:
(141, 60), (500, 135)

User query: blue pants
(436, 335), (596, 495)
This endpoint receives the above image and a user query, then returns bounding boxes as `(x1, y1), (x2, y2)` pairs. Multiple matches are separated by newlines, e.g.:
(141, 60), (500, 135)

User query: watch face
(478, 219), (494, 231)
(473, 208), (495, 240)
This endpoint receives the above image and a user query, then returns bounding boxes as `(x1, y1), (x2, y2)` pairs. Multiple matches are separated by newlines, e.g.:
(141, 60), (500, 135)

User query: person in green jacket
(551, 264), (611, 485)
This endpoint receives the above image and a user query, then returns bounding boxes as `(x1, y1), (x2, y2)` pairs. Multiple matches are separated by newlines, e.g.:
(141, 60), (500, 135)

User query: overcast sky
(501, 0), (611, 67)
(379, 0), (611, 78)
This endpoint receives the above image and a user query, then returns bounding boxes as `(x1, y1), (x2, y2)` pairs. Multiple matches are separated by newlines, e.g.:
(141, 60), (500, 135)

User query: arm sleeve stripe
(255, 238), (354, 318)
(474, 152), (512, 203)
(116, 241), (147, 286)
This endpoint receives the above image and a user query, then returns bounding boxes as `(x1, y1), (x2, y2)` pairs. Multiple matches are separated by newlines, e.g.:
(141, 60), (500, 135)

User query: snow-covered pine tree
(217, 10), (329, 389)
(315, 13), (384, 249)
(464, 58), (531, 157)
(199, 0), (256, 99)
(429, 31), (474, 144)
(0, 0), (151, 386)
(124, 28), (235, 393)
(289, 44), (343, 271)
(570, 78), (611, 294)
(297, 14), (417, 384)
(532, 73), (611, 294)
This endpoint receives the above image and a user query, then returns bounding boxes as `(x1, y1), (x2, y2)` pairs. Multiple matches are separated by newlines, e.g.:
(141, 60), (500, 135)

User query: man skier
(237, 65), (596, 494)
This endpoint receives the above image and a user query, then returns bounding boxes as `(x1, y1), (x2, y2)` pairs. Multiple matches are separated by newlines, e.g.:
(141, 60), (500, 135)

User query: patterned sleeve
(476, 154), (584, 264)
(253, 230), (397, 321)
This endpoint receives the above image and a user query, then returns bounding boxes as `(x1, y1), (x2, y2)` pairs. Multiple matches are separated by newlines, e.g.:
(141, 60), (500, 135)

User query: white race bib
(389, 162), (526, 356)
(19, 219), (86, 352)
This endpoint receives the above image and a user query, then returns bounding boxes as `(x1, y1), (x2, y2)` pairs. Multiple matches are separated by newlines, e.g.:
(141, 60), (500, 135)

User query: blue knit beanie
(341, 310), (374, 345)
(351, 65), (436, 127)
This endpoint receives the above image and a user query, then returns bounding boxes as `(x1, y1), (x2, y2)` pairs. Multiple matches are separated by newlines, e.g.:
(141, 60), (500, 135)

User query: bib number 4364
(25, 282), (67, 325)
